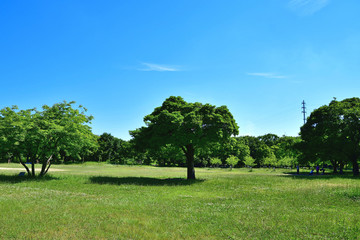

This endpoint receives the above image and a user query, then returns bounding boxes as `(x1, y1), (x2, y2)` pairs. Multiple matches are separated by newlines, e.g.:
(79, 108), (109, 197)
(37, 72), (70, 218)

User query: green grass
(0, 163), (360, 239)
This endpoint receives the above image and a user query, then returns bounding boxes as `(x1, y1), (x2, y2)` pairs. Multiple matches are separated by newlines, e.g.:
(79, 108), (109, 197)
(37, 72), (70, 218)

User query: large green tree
(0, 101), (97, 176)
(130, 96), (239, 179)
(300, 97), (360, 176)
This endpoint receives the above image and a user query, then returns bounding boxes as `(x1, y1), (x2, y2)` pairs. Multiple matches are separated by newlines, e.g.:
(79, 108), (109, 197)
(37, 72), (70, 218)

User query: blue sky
(1, 0), (360, 140)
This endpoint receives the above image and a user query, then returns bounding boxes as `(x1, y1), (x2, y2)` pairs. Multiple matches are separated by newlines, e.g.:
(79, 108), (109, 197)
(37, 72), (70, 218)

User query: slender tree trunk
(44, 161), (52, 175)
(40, 160), (47, 177)
(352, 156), (359, 176)
(330, 160), (338, 174)
(339, 163), (344, 174)
(184, 144), (196, 180)
(40, 155), (53, 177)
(18, 155), (31, 175)
(31, 158), (35, 177)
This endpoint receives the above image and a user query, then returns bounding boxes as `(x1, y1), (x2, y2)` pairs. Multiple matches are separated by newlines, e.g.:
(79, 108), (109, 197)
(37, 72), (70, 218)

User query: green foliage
(240, 136), (273, 166)
(278, 156), (297, 168)
(300, 97), (360, 176)
(147, 144), (185, 167)
(0, 101), (98, 176)
(244, 156), (256, 168)
(94, 133), (130, 164)
(263, 153), (277, 167)
(130, 96), (239, 179)
(225, 155), (239, 169)
(210, 157), (222, 167)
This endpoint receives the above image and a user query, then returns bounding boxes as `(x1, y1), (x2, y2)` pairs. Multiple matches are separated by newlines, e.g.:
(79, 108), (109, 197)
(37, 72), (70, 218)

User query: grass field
(0, 163), (360, 239)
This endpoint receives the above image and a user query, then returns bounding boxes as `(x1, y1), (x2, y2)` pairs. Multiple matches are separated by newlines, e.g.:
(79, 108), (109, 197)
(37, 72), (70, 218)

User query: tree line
(1, 97), (360, 178)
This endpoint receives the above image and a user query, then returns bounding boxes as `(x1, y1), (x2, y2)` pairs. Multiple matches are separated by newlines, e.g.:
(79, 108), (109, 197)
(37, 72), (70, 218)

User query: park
(1, 96), (360, 239)
(2, 1), (360, 239)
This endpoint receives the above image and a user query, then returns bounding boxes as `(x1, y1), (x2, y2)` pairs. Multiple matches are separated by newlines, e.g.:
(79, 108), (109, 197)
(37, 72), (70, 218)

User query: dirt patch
(0, 167), (65, 172)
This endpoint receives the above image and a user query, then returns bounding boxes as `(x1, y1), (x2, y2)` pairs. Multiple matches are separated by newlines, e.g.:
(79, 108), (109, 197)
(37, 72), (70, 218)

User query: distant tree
(211, 138), (250, 166)
(226, 155), (239, 170)
(240, 136), (273, 167)
(274, 136), (301, 160)
(263, 153), (277, 167)
(244, 156), (256, 168)
(130, 96), (239, 179)
(300, 98), (360, 176)
(147, 144), (185, 167)
(210, 157), (222, 167)
(258, 134), (279, 147)
(0, 101), (97, 176)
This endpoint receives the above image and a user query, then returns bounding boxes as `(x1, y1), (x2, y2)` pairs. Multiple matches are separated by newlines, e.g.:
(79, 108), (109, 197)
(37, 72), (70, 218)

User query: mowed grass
(0, 163), (360, 239)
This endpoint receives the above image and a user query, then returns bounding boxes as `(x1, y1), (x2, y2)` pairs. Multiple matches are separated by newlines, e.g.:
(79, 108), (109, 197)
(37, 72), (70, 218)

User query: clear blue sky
(1, 0), (360, 140)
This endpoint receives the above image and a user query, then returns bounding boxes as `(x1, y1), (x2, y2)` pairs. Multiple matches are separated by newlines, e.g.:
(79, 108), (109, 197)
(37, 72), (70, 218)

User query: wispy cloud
(139, 62), (181, 72)
(288, 0), (330, 15)
(247, 72), (288, 79)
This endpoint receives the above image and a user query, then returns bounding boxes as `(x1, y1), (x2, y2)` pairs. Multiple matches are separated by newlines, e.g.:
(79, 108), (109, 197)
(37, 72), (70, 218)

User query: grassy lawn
(0, 163), (359, 239)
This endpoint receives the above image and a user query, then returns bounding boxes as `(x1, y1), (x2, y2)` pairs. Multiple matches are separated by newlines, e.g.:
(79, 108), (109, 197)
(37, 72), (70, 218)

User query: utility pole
(301, 100), (306, 124)
(298, 100), (307, 175)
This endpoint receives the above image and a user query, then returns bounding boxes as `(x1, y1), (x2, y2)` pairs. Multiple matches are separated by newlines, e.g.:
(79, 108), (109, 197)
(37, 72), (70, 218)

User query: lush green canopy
(0, 101), (98, 176)
(300, 97), (360, 176)
(130, 96), (239, 179)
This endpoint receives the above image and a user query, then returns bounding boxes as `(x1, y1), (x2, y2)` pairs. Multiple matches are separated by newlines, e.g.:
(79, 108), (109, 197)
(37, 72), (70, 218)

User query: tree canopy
(130, 96), (239, 179)
(300, 97), (360, 176)
(0, 101), (98, 176)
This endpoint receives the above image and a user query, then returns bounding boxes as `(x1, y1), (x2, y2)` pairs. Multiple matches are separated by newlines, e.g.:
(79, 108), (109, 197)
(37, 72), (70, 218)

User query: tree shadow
(0, 174), (58, 183)
(89, 176), (204, 186)
(281, 172), (359, 180)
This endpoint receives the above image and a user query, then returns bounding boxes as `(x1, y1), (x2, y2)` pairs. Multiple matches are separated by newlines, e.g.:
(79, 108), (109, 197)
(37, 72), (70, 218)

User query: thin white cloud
(288, 0), (330, 15)
(247, 72), (288, 79)
(139, 62), (181, 72)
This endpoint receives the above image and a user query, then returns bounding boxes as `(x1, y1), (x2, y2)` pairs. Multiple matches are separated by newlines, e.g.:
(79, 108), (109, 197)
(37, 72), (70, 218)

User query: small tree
(226, 155), (239, 170)
(244, 156), (255, 168)
(263, 153), (277, 168)
(210, 157), (222, 167)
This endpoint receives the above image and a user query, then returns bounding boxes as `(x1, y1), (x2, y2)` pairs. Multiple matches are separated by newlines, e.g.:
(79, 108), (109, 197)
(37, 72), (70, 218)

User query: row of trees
(0, 99), (300, 178)
(2, 96), (360, 178)
(93, 133), (300, 169)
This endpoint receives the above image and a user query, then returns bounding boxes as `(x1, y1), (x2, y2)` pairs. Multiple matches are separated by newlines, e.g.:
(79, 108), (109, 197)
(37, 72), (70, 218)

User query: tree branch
(18, 154), (31, 175)
(181, 146), (187, 154)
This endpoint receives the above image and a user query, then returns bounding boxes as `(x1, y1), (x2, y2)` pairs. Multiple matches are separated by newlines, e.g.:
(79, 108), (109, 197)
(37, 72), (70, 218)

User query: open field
(0, 163), (360, 239)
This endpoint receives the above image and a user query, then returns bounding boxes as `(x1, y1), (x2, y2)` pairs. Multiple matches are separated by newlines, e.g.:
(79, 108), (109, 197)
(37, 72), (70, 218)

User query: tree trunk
(183, 144), (196, 180)
(31, 159), (35, 177)
(339, 163), (344, 174)
(40, 155), (53, 177)
(40, 160), (47, 177)
(18, 155), (31, 175)
(352, 156), (359, 176)
(333, 163), (338, 173)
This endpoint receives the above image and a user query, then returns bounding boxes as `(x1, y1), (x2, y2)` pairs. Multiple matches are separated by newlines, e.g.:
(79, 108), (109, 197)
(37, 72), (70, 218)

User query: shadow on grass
(0, 174), (58, 183)
(282, 172), (359, 180)
(89, 176), (204, 186)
